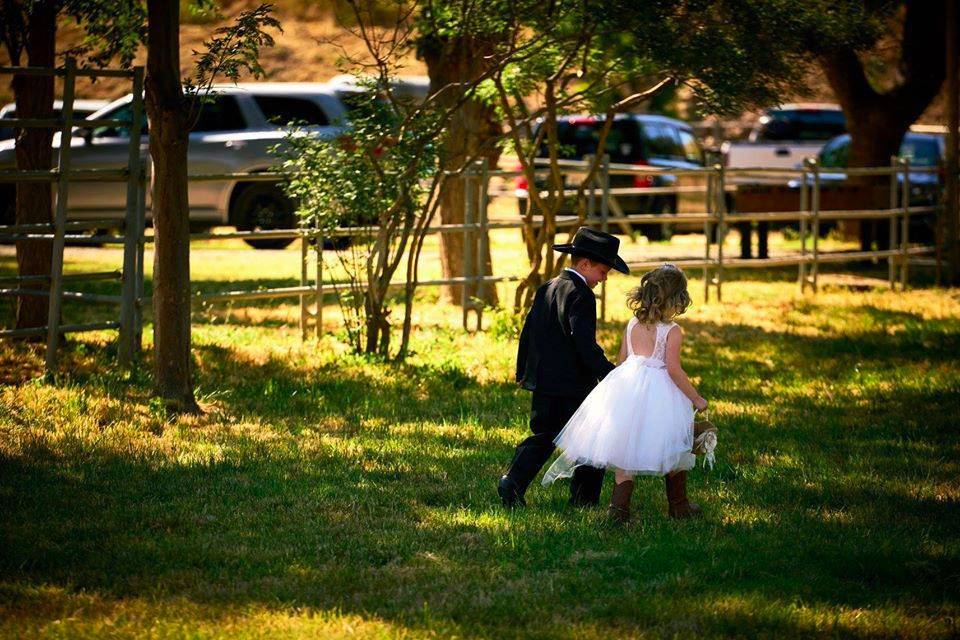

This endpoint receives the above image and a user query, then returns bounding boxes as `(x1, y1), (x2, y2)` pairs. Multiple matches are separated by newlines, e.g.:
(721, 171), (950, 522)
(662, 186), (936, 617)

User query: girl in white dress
(542, 264), (708, 523)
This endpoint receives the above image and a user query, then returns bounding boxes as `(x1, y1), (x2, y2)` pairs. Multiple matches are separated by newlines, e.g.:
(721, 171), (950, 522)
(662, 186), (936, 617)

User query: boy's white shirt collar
(564, 267), (587, 284)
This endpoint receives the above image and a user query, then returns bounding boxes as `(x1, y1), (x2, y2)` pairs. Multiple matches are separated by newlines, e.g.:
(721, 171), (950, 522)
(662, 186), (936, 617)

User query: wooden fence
(0, 62), (943, 377)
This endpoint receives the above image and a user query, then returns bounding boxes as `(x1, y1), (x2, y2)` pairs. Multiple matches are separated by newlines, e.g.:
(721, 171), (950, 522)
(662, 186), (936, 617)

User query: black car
(514, 113), (706, 239)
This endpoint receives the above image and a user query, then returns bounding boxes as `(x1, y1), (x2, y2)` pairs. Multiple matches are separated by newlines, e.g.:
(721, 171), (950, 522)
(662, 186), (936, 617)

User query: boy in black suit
(498, 228), (629, 508)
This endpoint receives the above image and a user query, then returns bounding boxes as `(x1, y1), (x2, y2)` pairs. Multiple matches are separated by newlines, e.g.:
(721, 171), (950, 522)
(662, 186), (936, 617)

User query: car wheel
(233, 183), (297, 250)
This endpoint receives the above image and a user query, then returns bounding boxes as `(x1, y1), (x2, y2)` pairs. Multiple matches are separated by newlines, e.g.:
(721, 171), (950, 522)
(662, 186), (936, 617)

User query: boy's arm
(568, 291), (615, 380)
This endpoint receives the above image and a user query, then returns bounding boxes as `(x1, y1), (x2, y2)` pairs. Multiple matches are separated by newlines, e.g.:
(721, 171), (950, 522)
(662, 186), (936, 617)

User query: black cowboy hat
(553, 227), (630, 274)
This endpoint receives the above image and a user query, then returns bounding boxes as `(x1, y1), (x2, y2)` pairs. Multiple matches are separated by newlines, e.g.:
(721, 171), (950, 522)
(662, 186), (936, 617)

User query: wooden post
(600, 154), (609, 321)
(799, 160), (810, 292)
(715, 164), (725, 302)
(476, 158), (489, 331)
(44, 57), (77, 376)
(889, 156), (899, 288)
(134, 159), (148, 352)
(811, 160), (821, 293)
(703, 169), (713, 303)
(299, 226), (308, 340)
(315, 219), (323, 340)
(462, 164), (474, 330)
(119, 66), (145, 365)
(901, 157), (910, 289)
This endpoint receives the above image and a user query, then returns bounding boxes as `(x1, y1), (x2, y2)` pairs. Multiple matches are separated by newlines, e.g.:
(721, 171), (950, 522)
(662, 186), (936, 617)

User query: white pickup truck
(721, 103), (846, 176)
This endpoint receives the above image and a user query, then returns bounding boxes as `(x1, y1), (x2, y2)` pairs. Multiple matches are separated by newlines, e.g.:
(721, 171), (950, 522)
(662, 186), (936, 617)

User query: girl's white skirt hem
(541, 357), (696, 486)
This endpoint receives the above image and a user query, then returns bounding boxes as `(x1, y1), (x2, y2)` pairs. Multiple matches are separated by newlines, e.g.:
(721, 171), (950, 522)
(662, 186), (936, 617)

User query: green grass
(1, 236), (959, 638)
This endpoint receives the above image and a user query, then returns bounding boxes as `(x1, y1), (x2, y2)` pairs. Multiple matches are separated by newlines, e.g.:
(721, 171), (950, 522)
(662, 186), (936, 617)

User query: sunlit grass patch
(2, 244), (959, 637)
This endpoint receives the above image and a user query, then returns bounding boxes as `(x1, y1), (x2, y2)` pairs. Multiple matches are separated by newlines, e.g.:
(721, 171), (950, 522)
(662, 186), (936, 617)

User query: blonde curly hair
(627, 264), (691, 323)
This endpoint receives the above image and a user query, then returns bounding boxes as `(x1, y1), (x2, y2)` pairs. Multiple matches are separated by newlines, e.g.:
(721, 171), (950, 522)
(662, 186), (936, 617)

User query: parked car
(789, 131), (945, 246)
(515, 113), (706, 240)
(0, 83), (354, 248)
(0, 99), (111, 141)
(722, 103), (846, 174)
(326, 74), (430, 105)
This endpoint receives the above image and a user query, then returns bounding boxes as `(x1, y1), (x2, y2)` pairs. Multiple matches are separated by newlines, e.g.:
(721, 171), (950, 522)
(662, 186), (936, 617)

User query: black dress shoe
(498, 475), (526, 508)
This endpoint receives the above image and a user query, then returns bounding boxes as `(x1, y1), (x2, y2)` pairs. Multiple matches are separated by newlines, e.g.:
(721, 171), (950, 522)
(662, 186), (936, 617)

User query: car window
(253, 95), (330, 127)
(546, 119), (641, 162)
(756, 109), (846, 142)
(642, 122), (684, 160)
(192, 95), (247, 132)
(899, 138), (940, 167)
(818, 137), (849, 168)
(90, 102), (148, 138)
(677, 129), (703, 164)
(1, 106), (103, 139)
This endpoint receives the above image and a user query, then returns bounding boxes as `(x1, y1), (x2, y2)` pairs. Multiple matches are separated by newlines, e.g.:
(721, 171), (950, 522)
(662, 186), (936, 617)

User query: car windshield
(819, 136), (940, 169)
(544, 119), (641, 162)
(755, 109), (846, 142)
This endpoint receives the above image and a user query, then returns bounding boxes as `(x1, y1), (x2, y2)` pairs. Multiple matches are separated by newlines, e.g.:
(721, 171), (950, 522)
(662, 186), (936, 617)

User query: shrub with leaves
(276, 77), (441, 357)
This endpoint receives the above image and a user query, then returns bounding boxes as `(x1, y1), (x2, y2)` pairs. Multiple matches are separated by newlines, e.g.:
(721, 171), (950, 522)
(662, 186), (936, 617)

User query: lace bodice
(625, 317), (676, 367)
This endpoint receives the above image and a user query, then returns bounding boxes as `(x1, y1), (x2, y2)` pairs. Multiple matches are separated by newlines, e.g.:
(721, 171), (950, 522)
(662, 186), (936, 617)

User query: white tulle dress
(542, 318), (696, 485)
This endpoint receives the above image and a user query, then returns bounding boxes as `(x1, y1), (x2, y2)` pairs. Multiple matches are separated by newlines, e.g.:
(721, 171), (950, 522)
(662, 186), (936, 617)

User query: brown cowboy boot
(665, 471), (702, 519)
(607, 479), (635, 524)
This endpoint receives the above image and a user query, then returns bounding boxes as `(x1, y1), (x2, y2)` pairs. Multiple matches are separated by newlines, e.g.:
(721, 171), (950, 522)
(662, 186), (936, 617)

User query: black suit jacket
(516, 270), (615, 398)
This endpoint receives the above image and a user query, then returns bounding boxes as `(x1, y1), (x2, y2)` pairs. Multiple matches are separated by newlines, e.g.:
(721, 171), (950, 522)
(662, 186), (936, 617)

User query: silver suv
(0, 83), (356, 248)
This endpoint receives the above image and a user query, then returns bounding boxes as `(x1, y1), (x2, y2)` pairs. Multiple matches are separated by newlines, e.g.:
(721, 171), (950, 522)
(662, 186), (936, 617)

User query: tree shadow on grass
(2, 298), (959, 636)
(2, 419), (957, 638)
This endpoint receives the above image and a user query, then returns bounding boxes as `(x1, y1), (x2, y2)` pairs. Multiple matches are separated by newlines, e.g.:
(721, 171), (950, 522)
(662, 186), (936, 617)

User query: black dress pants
(505, 392), (606, 505)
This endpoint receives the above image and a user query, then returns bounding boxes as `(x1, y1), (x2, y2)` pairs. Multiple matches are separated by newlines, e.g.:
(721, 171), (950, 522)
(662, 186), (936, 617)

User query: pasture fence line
(0, 61), (943, 376)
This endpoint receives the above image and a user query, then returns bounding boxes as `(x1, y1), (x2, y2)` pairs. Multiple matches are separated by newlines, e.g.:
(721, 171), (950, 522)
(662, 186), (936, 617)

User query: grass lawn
(1, 234), (959, 638)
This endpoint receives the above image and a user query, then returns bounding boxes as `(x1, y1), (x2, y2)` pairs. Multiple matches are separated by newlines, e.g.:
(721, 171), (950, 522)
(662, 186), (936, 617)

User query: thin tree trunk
(421, 37), (500, 307)
(146, 0), (198, 413)
(11, 0), (56, 334)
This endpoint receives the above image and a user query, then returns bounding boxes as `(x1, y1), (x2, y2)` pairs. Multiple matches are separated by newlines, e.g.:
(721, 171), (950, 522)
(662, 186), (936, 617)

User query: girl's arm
(616, 330), (628, 365)
(664, 325), (707, 410)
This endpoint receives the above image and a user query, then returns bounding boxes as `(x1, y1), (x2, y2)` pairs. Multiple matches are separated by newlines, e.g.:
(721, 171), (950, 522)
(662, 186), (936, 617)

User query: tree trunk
(420, 36), (500, 307)
(946, 0), (959, 284)
(820, 1), (948, 251)
(11, 0), (56, 334)
(146, 0), (198, 413)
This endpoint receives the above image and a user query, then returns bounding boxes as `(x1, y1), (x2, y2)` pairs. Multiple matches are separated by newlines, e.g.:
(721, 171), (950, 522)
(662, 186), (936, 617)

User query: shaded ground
(1, 255), (959, 637)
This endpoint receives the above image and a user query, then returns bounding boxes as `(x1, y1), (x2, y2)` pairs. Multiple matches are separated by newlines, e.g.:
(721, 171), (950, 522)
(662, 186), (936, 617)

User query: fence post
(299, 226), (308, 341)
(715, 164), (725, 302)
(888, 155), (899, 288)
(900, 157), (910, 289)
(600, 154), (610, 321)
(476, 158), (489, 331)
(132, 159), (148, 353)
(119, 65), (145, 365)
(462, 164), (474, 330)
(810, 159), (821, 293)
(43, 57), (77, 376)
(799, 159), (810, 292)
(315, 219), (323, 340)
(703, 168), (713, 303)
